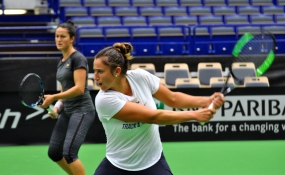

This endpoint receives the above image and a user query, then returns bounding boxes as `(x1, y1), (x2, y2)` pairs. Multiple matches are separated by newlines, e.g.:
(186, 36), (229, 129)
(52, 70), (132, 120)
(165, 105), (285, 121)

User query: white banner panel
(160, 95), (285, 121)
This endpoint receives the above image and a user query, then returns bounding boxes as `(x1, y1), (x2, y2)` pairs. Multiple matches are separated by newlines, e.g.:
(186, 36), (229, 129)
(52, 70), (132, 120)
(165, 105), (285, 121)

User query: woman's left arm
(40, 68), (87, 108)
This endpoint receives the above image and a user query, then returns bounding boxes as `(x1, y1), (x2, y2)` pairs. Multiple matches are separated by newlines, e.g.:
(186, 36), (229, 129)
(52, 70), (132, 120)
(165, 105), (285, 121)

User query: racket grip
(199, 102), (214, 125)
(208, 102), (215, 109)
(46, 107), (59, 118)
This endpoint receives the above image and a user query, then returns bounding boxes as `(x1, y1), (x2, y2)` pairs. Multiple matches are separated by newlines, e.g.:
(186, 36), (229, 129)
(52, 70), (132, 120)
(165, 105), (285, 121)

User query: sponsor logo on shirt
(122, 122), (142, 129)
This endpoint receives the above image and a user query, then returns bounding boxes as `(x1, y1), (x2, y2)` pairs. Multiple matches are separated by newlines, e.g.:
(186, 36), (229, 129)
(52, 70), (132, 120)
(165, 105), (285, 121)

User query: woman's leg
(63, 110), (96, 175)
(57, 157), (73, 175)
(69, 159), (86, 175)
(48, 110), (73, 174)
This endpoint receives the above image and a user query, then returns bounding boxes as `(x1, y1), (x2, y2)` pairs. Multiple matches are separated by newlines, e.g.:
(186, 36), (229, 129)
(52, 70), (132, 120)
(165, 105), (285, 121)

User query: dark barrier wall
(1, 87), (285, 145)
(1, 55), (285, 92)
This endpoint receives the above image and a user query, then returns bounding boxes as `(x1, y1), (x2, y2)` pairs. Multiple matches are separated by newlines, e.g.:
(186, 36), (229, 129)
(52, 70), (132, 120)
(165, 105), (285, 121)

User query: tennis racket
(19, 73), (58, 117)
(201, 28), (276, 125)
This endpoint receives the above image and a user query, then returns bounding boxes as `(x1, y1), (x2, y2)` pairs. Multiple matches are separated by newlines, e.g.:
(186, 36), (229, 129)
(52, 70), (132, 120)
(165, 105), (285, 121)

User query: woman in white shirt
(93, 42), (225, 175)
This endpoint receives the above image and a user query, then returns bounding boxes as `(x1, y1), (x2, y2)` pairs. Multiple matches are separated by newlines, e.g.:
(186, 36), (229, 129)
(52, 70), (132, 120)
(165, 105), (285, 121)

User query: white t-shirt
(95, 68), (162, 171)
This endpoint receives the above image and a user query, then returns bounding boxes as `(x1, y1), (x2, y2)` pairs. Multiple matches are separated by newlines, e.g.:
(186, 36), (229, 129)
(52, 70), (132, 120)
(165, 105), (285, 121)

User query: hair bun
(113, 42), (133, 60)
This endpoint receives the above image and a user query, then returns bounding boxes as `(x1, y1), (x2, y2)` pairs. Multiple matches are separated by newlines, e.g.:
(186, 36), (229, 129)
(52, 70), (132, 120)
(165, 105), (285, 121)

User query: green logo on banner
(154, 98), (164, 109)
(156, 101), (164, 109)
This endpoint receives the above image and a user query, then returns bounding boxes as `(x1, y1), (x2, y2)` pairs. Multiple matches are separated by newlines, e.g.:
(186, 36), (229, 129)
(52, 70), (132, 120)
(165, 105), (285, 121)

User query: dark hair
(57, 20), (76, 38)
(95, 42), (133, 75)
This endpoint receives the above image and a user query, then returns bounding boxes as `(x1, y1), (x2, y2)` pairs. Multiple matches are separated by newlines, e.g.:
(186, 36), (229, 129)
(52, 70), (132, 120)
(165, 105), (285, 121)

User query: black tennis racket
(201, 28), (276, 125)
(19, 73), (57, 117)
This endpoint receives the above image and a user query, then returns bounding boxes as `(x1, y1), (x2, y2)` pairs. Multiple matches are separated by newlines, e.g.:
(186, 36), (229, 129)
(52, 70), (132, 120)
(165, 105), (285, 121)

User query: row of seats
(87, 62), (270, 90)
(58, 0), (285, 22)
(59, 0), (283, 7)
(75, 25), (285, 56)
(63, 6), (285, 17)
(76, 26), (190, 56)
(68, 14), (285, 27)
(1, 24), (282, 57)
(193, 25), (285, 55)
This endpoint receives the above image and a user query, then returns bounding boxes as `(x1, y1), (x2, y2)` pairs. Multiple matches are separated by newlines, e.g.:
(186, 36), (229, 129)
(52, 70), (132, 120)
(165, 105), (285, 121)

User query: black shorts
(94, 152), (173, 175)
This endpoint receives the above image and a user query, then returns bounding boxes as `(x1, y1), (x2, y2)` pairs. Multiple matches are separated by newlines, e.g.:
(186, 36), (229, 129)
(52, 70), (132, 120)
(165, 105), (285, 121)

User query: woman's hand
(209, 92), (225, 109)
(40, 94), (55, 109)
(193, 108), (216, 122)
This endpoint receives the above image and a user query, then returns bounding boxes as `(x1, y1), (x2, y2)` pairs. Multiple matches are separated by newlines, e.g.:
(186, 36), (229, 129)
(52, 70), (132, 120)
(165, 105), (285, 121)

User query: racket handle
(199, 102), (214, 125)
(208, 102), (215, 109)
(46, 107), (59, 118)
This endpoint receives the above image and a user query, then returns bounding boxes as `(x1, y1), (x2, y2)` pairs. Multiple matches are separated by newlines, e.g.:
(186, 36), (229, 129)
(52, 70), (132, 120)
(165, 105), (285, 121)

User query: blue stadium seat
(237, 25), (261, 37)
(139, 6), (163, 16)
(199, 15), (223, 25)
(131, 27), (159, 55)
(158, 27), (188, 55)
(122, 16), (147, 26)
(180, 0), (202, 6)
(213, 6), (236, 16)
(105, 27), (131, 44)
(97, 16), (122, 26)
(228, 0), (250, 6)
(188, 6), (212, 16)
(224, 15), (249, 24)
(76, 28), (106, 57)
(60, 6), (88, 21)
(211, 26), (237, 55)
(59, 0), (82, 7)
(251, 0), (274, 6)
(71, 16), (96, 26)
(115, 7), (139, 16)
(173, 16), (198, 26)
(148, 16), (172, 26)
(237, 6), (261, 15)
(262, 6), (284, 14)
(250, 14), (274, 24)
(64, 7), (89, 17)
(107, 0), (131, 6)
(84, 0), (106, 6)
(132, 0), (155, 6)
(155, 0), (179, 6)
(164, 6), (188, 16)
(204, 0), (226, 6)
(90, 7), (113, 16)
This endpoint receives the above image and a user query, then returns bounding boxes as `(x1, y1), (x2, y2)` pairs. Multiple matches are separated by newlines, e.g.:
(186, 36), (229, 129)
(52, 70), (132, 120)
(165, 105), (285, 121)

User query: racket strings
(20, 76), (43, 106)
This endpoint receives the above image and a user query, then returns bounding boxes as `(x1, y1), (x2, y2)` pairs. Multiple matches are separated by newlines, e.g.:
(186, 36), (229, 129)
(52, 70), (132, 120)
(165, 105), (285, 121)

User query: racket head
(19, 73), (45, 108)
(229, 28), (276, 85)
